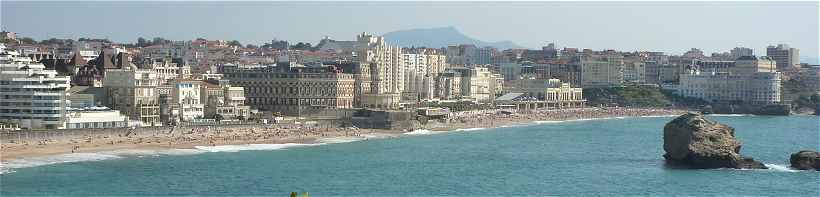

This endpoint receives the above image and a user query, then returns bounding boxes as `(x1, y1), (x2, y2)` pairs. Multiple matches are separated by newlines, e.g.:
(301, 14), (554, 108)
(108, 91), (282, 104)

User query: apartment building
(103, 69), (162, 126)
(200, 79), (250, 120)
(766, 44), (800, 70)
(0, 44), (72, 129)
(435, 66), (502, 103)
(401, 50), (447, 101)
(580, 53), (624, 87)
(357, 33), (405, 109)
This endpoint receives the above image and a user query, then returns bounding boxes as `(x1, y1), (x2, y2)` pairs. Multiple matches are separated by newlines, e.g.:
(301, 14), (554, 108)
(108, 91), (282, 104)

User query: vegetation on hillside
(584, 85), (707, 108)
(782, 78), (819, 113)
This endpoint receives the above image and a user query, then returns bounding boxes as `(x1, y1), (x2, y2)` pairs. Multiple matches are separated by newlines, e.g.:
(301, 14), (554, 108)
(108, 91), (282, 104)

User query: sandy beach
(0, 107), (689, 164)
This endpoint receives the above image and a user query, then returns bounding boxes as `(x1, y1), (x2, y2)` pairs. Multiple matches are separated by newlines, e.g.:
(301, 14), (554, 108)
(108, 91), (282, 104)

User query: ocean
(1, 115), (818, 196)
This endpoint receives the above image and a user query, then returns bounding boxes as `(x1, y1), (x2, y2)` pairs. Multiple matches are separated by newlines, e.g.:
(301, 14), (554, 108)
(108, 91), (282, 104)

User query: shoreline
(1, 108), (691, 173)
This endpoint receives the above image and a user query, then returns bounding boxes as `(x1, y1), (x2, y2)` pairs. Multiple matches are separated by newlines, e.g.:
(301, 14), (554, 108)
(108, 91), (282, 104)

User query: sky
(2, 1), (818, 63)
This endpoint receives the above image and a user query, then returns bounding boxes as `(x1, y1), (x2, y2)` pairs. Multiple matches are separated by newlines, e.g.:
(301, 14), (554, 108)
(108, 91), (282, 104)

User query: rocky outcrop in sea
(789, 150), (820, 171)
(663, 113), (766, 169)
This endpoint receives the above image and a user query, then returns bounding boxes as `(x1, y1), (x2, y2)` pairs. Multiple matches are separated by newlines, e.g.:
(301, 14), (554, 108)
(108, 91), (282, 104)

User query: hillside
(583, 86), (707, 108)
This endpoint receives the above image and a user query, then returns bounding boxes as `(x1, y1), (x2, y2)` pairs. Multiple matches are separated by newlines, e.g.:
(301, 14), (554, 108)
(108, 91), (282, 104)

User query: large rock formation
(789, 150), (820, 170)
(663, 113), (766, 169)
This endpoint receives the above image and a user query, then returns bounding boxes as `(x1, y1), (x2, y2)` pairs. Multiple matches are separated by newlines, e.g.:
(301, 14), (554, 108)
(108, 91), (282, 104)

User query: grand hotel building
(223, 64), (355, 116)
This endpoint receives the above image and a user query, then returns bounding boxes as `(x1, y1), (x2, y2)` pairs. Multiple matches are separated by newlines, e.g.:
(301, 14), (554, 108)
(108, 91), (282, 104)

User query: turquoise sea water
(1, 116), (818, 196)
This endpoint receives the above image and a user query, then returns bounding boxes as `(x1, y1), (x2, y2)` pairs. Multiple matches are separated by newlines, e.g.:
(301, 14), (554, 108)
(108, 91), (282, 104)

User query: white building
(435, 66), (502, 103)
(678, 56), (781, 105)
(401, 51), (447, 101)
(172, 80), (204, 121)
(0, 44), (72, 129)
(65, 107), (129, 129)
(357, 33), (405, 109)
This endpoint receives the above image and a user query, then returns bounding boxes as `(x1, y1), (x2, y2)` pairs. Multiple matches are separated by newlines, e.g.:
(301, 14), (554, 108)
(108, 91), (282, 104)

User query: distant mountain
(382, 26), (524, 49)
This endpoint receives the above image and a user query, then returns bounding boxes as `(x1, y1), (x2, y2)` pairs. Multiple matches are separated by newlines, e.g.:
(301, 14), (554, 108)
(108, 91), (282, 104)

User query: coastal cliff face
(789, 150), (820, 170)
(663, 113), (766, 169)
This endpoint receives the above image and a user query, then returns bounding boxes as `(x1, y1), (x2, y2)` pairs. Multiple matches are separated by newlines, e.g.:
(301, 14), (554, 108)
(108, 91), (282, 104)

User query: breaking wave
(194, 143), (319, 153)
(1, 153), (123, 174)
(764, 164), (799, 172)
(404, 129), (434, 135)
(455, 128), (486, 132)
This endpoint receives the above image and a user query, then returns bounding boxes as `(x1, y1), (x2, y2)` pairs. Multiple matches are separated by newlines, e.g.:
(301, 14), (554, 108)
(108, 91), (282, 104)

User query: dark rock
(789, 150), (820, 170)
(663, 113), (767, 169)
(754, 104), (791, 116)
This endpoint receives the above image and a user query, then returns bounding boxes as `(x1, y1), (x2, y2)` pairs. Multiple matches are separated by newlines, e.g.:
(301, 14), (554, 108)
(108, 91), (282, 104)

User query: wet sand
(0, 107), (689, 162)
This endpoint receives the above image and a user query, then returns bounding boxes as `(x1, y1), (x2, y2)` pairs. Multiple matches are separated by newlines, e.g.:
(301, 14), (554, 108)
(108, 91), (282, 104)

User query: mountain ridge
(382, 26), (524, 49)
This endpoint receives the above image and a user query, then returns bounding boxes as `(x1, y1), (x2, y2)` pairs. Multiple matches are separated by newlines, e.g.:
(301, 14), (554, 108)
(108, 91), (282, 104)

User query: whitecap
(764, 164), (799, 172)
(360, 133), (395, 139)
(533, 120), (566, 124)
(0, 153), (124, 174)
(96, 149), (205, 156)
(404, 129), (434, 135)
(316, 136), (365, 144)
(193, 143), (317, 153)
(455, 128), (486, 132)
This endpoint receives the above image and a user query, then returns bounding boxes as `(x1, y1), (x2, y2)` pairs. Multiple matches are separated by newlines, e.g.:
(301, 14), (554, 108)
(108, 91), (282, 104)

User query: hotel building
(678, 56), (781, 105)
(223, 64), (355, 116)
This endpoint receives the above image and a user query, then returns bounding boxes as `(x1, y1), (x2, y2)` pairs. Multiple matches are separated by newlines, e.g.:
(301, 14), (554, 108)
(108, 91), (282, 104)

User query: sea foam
(0, 153), (124, 174)
(404, 129), (434, 135)
(455, 128), (486, 132)
(194, 143), (318, 153)
(764, 164), (799, 172)
(316, 136), (365, 144)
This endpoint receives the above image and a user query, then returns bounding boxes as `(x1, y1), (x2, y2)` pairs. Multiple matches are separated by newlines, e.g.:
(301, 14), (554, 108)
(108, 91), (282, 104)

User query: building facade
(0, 44), (72, 129)
(766, 44), (800, 70)
(357, 33), (405, 109)
(103, 69), (162, 126)
(224, 65), (355, 116)
(678, 56), (781, 105)
(580, 54), (624, 87)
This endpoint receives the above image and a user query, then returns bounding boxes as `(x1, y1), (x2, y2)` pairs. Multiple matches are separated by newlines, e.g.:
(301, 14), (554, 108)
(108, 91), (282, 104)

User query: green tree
(289, 42), (312, 50)
(228, 40), (242, 47)
(136, 37), (149, 47)
(19, 37), (36, 44)
(39, 38), (67, 45)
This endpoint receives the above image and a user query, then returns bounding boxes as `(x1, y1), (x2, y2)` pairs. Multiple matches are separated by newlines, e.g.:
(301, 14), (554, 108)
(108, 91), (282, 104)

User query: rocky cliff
(663, 113), (766, 169)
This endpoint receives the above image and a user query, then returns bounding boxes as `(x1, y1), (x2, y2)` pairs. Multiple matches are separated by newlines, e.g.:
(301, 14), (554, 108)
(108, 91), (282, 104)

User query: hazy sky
(2, 1), (818, 62)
